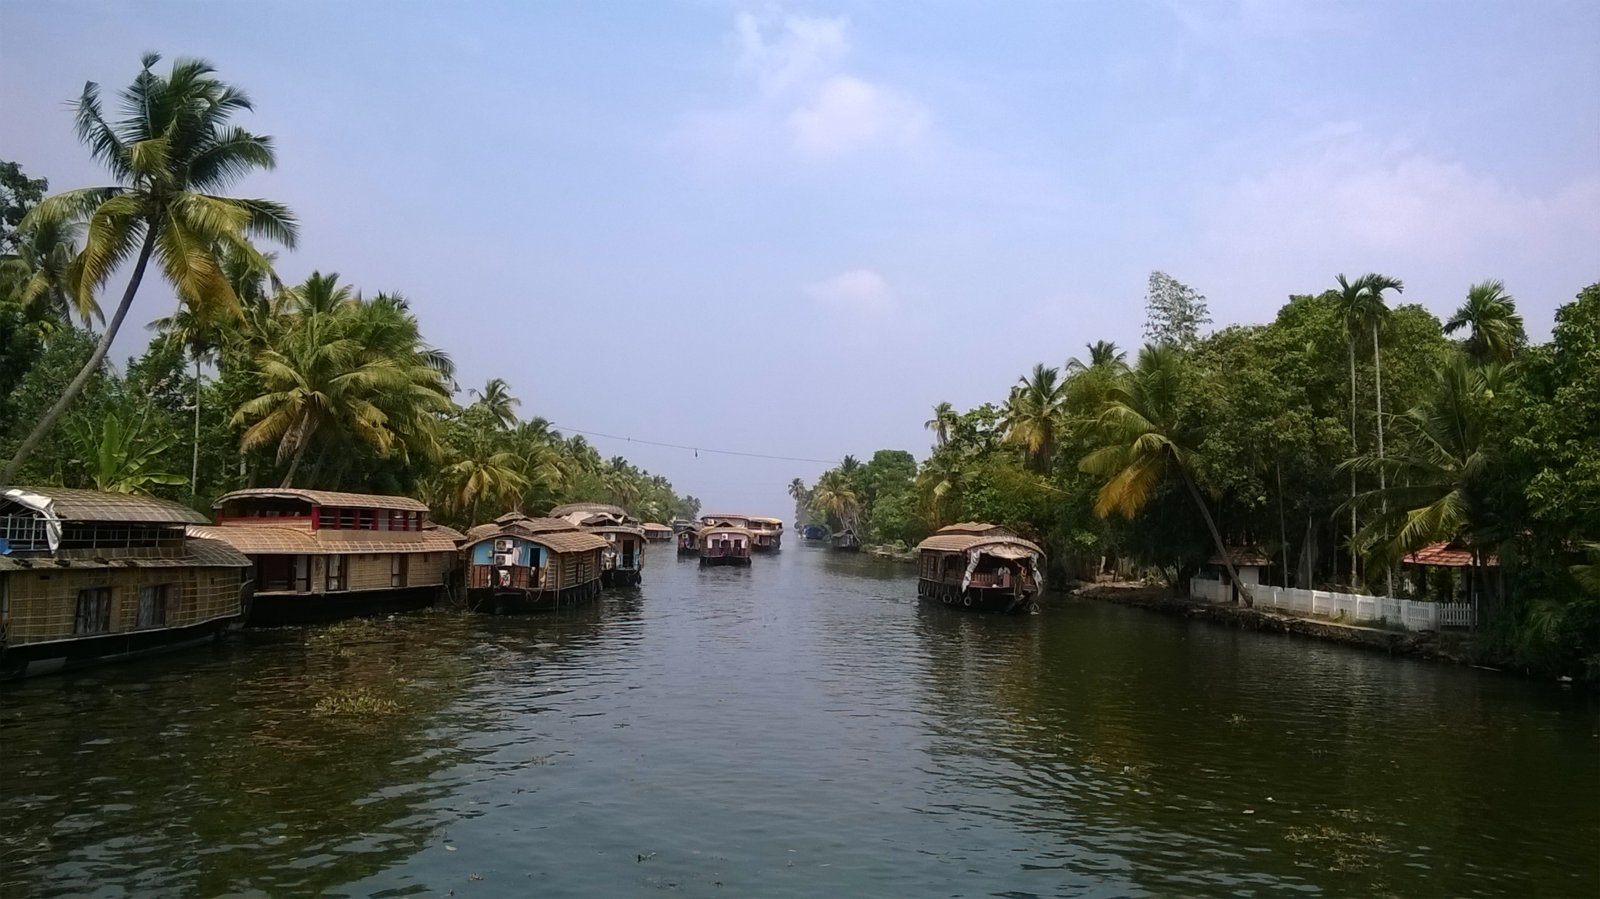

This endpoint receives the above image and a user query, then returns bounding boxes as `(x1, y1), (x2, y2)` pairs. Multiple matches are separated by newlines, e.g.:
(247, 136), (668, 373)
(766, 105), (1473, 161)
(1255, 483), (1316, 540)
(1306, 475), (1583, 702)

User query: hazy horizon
(4, 1), (1597, 516)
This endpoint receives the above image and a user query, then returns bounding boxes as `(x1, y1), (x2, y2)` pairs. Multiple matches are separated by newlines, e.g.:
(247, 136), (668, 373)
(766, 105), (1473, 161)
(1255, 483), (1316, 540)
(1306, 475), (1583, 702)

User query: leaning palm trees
(1079, 344), (1251, 603)
(4, 53), (297, 483)
(1445, 280), (1524, 364)
(1003, 363), (1066, 471)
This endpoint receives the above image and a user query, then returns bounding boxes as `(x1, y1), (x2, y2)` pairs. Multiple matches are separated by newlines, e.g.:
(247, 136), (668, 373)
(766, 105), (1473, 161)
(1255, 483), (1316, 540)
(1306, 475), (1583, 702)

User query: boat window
(136, 584), (171, 628)
(74, 587), (113, 635)
(327, 555), (347, 592)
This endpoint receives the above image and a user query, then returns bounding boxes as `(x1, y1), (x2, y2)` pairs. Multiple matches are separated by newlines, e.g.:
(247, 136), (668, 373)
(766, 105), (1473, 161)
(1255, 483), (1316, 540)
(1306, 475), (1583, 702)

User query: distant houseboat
(677, 527), (702, 556)
(700, 513), (751, 530)
(671, 519), (699, 535)
(189, 489), (463, 627)
(916, 523), (1044, 614)
(642, 523), (673, 542)
(461, 515), (608, 613)
(699, 526), (753, 567)
(747, 516), (784, 552)
(551, 503), (645, 587)
(831, 528), (862, 551)
(1, 487), (252, 679)
(801, 524), (829, 541)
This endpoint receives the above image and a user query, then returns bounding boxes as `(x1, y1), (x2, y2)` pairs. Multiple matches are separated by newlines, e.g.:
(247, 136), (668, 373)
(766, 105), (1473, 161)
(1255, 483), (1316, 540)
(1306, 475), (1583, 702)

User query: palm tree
(810, 470), (861, 532)
(1067, 340), (1126, 373)
(1333, 272), (1404, 589)
(469, 377), (520, 429)
(0, 217), (81, 325)
(1445, 280), (1524, 364)
(788, 477), (809, 527)
(4, 53), (297, 483)
(924, 402), (957, 448)
(437, 447), (528, 525)
(1002, 363), (1066, 471)
(149, 302), (229, 496)
(1078, 344), (1251, 604)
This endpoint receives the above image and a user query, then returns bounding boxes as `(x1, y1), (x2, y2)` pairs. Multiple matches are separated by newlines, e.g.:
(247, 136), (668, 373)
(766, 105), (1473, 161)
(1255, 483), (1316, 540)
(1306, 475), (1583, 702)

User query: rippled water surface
(2, 545), (1597, 897)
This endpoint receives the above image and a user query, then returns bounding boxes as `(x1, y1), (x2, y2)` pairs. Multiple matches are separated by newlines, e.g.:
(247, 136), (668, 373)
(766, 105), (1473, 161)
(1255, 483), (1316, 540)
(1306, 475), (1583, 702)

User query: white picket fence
(1190, 578), (1473, 631)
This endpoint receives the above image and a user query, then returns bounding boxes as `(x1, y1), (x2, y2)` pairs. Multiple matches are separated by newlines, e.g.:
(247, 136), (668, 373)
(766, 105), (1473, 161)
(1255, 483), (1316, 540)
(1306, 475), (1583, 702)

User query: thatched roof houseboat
(1, 487), (251, 679)
(701, 513), (751, 529)
(550, 502), (645, 587)
(916, 523), (1044, 614)
(461, 514), (609, 613)
(699, 525), (753, 567)
(677, 526), (702, 556)
(642, 523), (673, 542)
(189, 488), (462, 626)
(746, 516), (784, 552)
(831, 528), (862, 551)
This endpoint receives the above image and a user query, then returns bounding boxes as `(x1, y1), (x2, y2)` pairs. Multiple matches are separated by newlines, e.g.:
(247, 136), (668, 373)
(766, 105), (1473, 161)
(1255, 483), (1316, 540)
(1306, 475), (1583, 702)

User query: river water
(2, 545), (1596, 898)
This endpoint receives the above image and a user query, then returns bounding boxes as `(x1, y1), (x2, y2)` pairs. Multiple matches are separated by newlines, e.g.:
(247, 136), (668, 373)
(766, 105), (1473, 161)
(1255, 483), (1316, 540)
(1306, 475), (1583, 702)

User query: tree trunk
(1276, 457), (1291, 588)
(191, 355), (202, 497)
(281, 438), (309, 488)
(1373, 320), (1392, 597)
(3, 227), (159, 484)
(1348, 337), (1359, 587)
(1181, 467), (1252, 606)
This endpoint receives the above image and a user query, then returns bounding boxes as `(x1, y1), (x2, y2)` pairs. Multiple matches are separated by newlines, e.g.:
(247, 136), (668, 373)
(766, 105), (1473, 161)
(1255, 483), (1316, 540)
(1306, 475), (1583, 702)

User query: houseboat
(831, 528), (862, 552)
(800, 524), (829, 542)
(677, 527), (702, 556)
(671, 519), (699, 535)
(189, 488), (462, 627)
(551, 503), (645, 587)
(642, 523), (673, 542)
(698, 525), (753, 567)
(747, 516), (785, 552)
(701, 513), (751, 530)
(461, 514), (608, 613)
(915, 523), (1044, 614)
(0, 487), (252, 679)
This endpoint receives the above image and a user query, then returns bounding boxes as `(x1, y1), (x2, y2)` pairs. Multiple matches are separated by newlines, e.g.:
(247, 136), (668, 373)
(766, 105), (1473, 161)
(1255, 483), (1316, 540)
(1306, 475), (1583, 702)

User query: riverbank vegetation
(797, 272), (1600, 679)
(0, 56), (696, 528)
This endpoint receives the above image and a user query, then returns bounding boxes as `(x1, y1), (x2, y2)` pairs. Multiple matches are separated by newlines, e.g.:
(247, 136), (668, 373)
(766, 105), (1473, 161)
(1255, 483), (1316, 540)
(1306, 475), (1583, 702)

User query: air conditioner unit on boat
(494, 538), (515, 554)
(494, 552), (517, 567)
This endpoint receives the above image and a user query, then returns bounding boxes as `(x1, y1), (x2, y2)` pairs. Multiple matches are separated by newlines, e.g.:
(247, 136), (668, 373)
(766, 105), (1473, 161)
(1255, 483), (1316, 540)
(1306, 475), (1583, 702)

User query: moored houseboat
(551, 502), (646, 587)
(1, 487), (252, 679)
(801, 524), (829, 542)
(831, 528), (862, 552)
(189, 489), (462, 627)
(698, 525), (753, 567)
(747, 516), (785, 552)
(677, 527), (702, 556)
(700, 513), (751, 530)
(461, 514), (608, 613)
(671, 519), (699, 535)
(642, 522), (673, 542)
(916, 523), (1044, 614)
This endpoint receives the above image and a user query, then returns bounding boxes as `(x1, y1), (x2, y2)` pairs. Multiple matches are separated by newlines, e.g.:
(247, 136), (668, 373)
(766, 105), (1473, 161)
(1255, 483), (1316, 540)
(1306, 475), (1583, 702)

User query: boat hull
(467, 581), (602, 614)
(602, 568), (642, 588)
(246, 585), (442, 627)
(917, 578), (1040, 614)
(699, 555), (752, 567)
(0, 615), (241, 681)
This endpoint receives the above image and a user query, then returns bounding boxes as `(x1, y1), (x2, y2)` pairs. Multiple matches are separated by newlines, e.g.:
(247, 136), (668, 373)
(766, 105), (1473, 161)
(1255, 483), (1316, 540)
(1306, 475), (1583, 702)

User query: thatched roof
(215, 488), (428, 513)
(1209, 546), (1272, 567)
(585, 524), (647, 538)
(642, 522), (672, 533)
(465, 516), (577, 543)
(936, 522), (1016, 538)
(747, 516), (784, 526)
(917, 529), (1043, 558)
(701, 514), (750, 525)
(189, 525), (462, 555)
(699, 525), (754, 538)
(0, 535), (248, 571)
(2, 487), (207, 525)
(550, 502), (629, 519)
(461, 524), (608, 554)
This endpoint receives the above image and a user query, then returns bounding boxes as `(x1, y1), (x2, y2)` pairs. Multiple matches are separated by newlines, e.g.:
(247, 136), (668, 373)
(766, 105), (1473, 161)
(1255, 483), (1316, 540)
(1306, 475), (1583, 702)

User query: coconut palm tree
(1067, 340), (1126, 373)
(810, 469), (861, 532)
(1003, 363), (1066, 471)
(469, 377), (520, 430)
(924, 402), (957, 448)
(788, 477), (810, 527)
(1445, 279), (1525, 364)
(0, 217), (81, 325)
(1078, 343), (1251, 604)
(4, 53), (297, 483)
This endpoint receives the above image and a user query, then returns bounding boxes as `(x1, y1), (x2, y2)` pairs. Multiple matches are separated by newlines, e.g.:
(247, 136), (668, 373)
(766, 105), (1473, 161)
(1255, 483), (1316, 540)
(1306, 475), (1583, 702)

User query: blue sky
(4, 1), (1597, 515)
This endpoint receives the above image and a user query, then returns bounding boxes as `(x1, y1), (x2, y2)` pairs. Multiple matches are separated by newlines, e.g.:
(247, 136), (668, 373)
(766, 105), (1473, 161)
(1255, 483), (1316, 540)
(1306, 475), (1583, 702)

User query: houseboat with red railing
(461, 514), (608, 613)
(189, 489), (462, 626)
(1, 487), (251, 679)
(699, 525), (753, 567)
(915, 523), (1044, 614)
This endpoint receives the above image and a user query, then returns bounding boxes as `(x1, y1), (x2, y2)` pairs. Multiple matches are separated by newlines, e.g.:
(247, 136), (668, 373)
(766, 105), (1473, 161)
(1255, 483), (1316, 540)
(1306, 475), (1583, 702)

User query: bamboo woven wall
(259, 551), (452, 595)
(2, 567), (243, 646)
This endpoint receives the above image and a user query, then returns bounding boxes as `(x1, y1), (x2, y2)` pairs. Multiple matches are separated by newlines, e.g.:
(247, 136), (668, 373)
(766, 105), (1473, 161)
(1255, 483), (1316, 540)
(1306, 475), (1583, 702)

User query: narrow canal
(2, 545), (1596, 898)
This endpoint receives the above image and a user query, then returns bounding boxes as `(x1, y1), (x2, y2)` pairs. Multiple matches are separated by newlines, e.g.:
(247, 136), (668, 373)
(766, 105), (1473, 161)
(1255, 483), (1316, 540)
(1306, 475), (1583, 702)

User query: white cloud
(671, 12), (928, 164)
(807, 269), (897, 314)
(787, 75), (927, 159)
(1186, 129), (1600, 333)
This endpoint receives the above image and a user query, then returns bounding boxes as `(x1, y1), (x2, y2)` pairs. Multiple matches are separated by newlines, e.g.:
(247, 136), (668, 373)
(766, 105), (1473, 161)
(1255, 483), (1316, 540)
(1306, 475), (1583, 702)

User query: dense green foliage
(0, 59), (693, 529)
(800, 275), (1600, 679)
